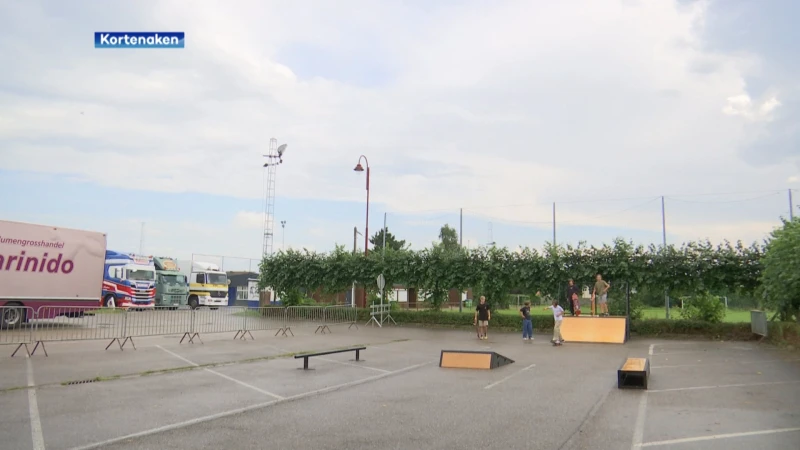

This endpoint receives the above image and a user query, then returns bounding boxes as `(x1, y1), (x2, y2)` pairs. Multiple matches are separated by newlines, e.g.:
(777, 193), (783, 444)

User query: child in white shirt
(544, 299), (565, 345)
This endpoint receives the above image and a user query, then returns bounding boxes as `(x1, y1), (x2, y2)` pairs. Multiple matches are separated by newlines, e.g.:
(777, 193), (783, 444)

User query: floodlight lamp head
(353, 163), (364, 172)
(277, 144), (287, 157)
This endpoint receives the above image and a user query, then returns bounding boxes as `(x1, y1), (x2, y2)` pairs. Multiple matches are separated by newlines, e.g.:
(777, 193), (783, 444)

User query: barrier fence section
(323, 305), (358, 334)
(366, 304), (395, 327)
(1, 304), (360, 357)
(284, 306), (325, 336)
(245, 307), (288, 337)
(750, 310), (768, 339)
(0, 306), (35, 357)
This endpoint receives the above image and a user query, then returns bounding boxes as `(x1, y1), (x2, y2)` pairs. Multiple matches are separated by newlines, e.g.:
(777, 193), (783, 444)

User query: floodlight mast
(262, 138), (288, 258)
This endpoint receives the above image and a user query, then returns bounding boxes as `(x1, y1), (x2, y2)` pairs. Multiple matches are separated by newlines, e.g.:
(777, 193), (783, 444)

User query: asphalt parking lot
(2, 325), (799, 450)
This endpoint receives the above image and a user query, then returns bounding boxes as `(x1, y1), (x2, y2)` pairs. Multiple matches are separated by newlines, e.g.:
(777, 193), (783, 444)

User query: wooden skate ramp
(560, 316), (627, 344)
(439, 350), (515, 369)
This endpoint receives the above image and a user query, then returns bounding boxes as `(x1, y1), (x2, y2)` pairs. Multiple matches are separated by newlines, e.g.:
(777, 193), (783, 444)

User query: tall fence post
(625, 282), (631, 341)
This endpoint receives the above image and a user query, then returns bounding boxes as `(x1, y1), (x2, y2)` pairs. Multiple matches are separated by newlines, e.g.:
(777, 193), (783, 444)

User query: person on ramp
(566, 279), (580, 316)
(474, 296), (491, 340)
(592, 274), (611, 317)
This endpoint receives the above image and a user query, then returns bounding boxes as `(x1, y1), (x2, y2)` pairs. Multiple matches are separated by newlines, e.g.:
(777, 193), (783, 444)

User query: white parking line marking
(27, 357), (45, 450)
(316, 357), (391, 373)
(265, 344), (391, 373)
(156, 345), (283, 400)
(69, 360), (434, 450)
(637, 427), (800, 447)
(484, 364), (536, 390)
(652, 358), (800, 369)
(630, 343), (655, 450)
(648, 379), (800, 393)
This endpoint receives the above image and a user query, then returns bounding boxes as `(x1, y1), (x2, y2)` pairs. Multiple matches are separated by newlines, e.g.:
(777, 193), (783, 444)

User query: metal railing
(366, 304), (395, 328)
(0, 306), (35, 356)
(0, 304), (359, 357)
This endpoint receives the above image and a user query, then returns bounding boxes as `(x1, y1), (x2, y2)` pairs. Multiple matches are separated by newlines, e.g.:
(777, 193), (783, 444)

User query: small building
(226, 271), (259, 307)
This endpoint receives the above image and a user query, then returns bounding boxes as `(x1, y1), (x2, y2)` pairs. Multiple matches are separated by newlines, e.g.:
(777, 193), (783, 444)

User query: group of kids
(472, 274), (611, 346)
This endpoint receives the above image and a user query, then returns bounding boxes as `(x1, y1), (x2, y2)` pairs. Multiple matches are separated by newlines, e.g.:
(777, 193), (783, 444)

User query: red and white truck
(0, 219), (107, 328)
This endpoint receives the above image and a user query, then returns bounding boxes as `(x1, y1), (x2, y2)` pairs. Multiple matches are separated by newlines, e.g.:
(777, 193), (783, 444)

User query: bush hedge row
(352, 309), (799, 348)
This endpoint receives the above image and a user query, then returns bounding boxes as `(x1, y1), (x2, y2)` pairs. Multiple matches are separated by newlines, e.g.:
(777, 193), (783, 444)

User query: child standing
(543, 299), (565, 345)
(519, 301), (533, 341)
(571, 293), (581, 317)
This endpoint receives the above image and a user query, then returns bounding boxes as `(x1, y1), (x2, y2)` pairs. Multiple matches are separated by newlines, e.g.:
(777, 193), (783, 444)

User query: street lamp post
(353, 156), (370, 257)
(280, 220), (286, 251)
(353, 156), (370, 309)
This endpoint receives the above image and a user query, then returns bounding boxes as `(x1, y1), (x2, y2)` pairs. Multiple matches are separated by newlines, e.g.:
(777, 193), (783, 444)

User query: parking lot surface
(2, 325), (799, 450)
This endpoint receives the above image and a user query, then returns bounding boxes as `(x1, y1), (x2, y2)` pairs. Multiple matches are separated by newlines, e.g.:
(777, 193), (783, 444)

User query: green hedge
(768, 322), (800, 349)
(356, 309), (554, 331)
(629, 319), (751, 340)
(354, 308), (800, 346)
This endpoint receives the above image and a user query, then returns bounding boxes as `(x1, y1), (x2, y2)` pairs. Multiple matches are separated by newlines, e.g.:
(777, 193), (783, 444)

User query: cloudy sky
(1, 0), (798, 270)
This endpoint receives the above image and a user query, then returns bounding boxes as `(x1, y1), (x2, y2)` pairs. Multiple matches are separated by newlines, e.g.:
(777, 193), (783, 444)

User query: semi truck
(1, 219), (107, 328)
(101, 251), (156, 309)
(153, 257), (189, 309)
(182, 261), (229, 309)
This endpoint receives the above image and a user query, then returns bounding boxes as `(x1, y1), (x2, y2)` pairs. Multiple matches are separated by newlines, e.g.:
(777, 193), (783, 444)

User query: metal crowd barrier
(321, 305), (358, 334)
(366, 304), (395, 328)
(0, 306), (36, 356)
(0, 304), (359, 357)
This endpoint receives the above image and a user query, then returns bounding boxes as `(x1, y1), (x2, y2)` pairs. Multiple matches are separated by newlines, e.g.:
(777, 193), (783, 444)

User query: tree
(370, 228), (407, 253)
(437, 224), (460, 253)
(760, 217), (800, 321)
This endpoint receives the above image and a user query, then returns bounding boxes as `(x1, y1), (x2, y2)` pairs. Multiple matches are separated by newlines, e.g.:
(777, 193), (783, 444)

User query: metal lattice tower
(262, 138), (284, 258)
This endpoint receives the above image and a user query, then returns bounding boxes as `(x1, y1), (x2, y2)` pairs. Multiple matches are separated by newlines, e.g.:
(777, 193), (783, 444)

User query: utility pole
(382, 213), (387, 256)
(280, 220), (286, 251)
(661, 196), (669, 319)
(352, 227), (361, 307)
(459, 208), (463, 313)
(790, 189), (794, 220)
(552, 202), (556, 246)
(459, 208), (463, 248)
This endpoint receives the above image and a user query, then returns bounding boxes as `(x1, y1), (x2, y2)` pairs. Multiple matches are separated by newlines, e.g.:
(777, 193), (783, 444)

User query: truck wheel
(2, 303), (26, 329)
(188, 296), (199, 309)
(103, 295), (116, 308)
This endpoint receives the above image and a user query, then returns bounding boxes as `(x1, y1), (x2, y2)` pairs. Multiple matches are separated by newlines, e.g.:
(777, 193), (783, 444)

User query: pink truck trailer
(0, 219), (107, 328)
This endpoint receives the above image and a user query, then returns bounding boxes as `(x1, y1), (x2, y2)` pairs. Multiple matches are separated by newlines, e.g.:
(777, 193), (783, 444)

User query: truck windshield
(160, 274), (186, 285)
(128, 268), (156, 281)
(207, 273), (228, 285)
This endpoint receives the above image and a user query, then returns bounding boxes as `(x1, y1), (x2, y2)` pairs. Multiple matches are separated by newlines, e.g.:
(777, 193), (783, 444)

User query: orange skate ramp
(560, 316), (627, 344)
(439, 350), (515, 369)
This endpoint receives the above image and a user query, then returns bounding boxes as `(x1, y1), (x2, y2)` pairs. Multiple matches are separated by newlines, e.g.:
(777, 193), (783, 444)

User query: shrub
(355, 309), (554, 331)
(767, 322), (800, 349)
(679, 292), (726, 323)
(630, 319), (751, 340)
(608, 295), (645, 321)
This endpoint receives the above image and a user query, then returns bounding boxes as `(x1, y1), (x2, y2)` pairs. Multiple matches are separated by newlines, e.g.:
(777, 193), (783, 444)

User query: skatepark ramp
(561, 316), (628, 344)
(439, 350), (515, 369)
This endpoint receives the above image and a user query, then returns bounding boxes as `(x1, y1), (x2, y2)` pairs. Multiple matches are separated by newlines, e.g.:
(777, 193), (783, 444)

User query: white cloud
(233, 211), (265, 229)
(0, 0), (797, 251)
(722, 93), (781, 121)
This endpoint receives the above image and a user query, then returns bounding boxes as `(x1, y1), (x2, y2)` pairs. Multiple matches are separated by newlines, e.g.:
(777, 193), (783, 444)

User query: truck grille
(209, 291), (227, 298)
(132, 287), (153, 302)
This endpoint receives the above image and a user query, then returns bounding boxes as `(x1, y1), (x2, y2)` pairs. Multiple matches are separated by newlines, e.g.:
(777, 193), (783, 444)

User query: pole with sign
(377, 274), (386, 324)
